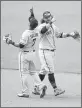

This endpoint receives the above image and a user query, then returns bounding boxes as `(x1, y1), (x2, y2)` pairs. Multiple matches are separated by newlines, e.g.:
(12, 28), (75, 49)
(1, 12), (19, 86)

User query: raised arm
(30, 7), (34, 17)
(29, 7), (35, 22)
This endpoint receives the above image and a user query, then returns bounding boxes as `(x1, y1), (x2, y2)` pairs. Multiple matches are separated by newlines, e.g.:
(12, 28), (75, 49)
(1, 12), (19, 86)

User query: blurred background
(1, 1), (81, 73)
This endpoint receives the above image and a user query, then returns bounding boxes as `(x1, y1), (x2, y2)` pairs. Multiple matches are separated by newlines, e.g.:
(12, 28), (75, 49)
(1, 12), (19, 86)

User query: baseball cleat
(54, 87), (65, 96)
(17, 93), (29, 98)
(32, 91), (40, 95)
(40, 85), (47, 98)
(32, 85), (40, 95)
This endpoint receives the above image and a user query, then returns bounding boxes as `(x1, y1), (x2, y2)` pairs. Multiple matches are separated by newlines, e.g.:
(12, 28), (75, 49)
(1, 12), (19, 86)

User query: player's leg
(40, 50), (57, 88)
(45, 51), (57, 89)
(39, 66), (46, 81)
(18, 52), (30, 97)
(29, 59), (47, 98)
(32, 49), (48, 95)
(48, 73), (65, 96)
(32, 49), (56, 95)
(39, 74), (45, 81)
(38, 49), (48, 81)
(41, 50), (65, 96)
(18, 74), (30, 97)
(31, 72), (47, 98)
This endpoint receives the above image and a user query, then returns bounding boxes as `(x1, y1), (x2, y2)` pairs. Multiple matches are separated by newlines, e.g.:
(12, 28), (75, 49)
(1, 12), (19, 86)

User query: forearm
(41, 23), (51, 34)
(62, 31), (79, 38)
(29, 8), (35, 22)
(31, 12), (34, 17)
(10, 41), (24, 48)
(58, 32), (72, 38)
(11, 41), (20, 47)
(62, 32), (71, 38)
(30, 7), (35, 17)
(40, 17), (55, 34)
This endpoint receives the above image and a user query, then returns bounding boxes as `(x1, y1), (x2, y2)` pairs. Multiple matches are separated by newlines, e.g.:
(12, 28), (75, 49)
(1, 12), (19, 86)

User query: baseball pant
(39, 49), (56, 75)
(18, 51), (45, 95)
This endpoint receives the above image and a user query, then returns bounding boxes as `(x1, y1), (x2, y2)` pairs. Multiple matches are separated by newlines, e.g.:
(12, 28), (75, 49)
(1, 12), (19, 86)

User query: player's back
(20, 29), (38, 52)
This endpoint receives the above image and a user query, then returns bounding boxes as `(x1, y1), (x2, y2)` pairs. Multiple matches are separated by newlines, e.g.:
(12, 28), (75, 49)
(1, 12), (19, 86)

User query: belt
(40, 49), (55, 52)
(24, 50), (35, 52)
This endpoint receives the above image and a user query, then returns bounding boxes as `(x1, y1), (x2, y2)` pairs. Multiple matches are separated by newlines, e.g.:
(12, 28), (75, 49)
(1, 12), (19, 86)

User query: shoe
(40, 85), (47, 98)
(54, 87), (65, 96)
(17, 93), (29, 98)
(32, 91), (40, 95)
(32, 86), (40, 95)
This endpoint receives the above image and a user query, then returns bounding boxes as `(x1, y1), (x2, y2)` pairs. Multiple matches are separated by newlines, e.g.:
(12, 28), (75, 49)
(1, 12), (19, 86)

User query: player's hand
(6, 38), (13, 45)
(51, 17), (56, 23)
(3, 33), (12, 45)
(30, 7), (33, 13)
(48, 16), (56, 25)
(70, 30), (80, 42)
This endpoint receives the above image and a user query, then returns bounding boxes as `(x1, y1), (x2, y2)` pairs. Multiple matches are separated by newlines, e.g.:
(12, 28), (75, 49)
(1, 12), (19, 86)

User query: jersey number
(32, 38), (36, 46)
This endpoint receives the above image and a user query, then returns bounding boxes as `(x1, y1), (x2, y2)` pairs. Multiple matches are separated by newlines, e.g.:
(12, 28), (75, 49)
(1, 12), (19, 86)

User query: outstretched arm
(4, 34), (25, 48)
(6, 38), (25, 48)
(57, 32), (71, 38)
(53, 25), (80, 39)
(11, 41), (25, 48)
(56, 31), (80, 40)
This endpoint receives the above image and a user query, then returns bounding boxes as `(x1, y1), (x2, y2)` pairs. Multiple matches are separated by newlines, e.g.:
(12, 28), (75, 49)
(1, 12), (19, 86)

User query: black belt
(24, 50), (35, 52)
(40, 49), (55, 52)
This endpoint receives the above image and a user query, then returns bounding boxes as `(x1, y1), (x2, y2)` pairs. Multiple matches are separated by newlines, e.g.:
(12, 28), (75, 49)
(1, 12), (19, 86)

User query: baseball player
(32, 11), (80, 96)
(4, 8), (54, 98)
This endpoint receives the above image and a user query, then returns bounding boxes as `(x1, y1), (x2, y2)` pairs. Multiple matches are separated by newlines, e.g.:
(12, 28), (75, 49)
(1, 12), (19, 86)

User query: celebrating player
(32, 11), (80, 96)
(3, 8), (49, 98)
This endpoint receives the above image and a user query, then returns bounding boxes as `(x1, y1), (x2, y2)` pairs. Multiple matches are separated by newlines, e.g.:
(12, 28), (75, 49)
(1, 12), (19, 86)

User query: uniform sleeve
(52, 24), (66, 38)
(37, 23), (46, 33)
(20, 30), (29, 45)
(35, 24), (45, 39)
(52, 24), (70, 38)
(52, 24), (60, 38)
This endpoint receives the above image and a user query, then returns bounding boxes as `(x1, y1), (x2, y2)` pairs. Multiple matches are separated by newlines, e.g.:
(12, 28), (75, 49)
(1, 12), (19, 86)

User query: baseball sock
(39, 74), (45, 81)
(48, 73), (57, 89)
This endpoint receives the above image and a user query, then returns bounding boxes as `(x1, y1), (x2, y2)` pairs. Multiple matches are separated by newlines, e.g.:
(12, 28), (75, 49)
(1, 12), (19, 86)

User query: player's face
(44, 16), (52, 23)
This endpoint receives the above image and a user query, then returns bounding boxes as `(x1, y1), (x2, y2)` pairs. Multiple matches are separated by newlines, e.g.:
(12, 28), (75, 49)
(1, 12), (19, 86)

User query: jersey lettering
(30, 33), (38, 39)
(45, 29), (52, 36)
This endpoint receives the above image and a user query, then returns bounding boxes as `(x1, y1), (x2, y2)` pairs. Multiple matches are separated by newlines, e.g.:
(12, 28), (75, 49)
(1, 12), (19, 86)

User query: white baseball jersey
(20, 29), (38, 52)
(18, 29), (46, 95)
(37, 23), (68, 75)
(37, 23), (61, 50)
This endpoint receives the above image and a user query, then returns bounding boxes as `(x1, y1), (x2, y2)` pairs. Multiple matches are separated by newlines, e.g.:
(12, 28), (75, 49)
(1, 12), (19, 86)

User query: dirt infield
(1, 69), (81, 107)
